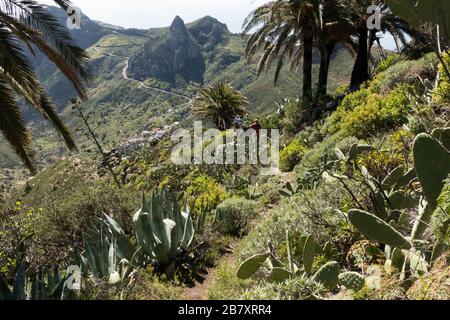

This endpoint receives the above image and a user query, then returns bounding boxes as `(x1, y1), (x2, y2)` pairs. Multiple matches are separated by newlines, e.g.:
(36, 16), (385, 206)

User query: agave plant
(82, 189), (195, 278)
(132, 190), (195, 275)
(0, 258), (69, 300)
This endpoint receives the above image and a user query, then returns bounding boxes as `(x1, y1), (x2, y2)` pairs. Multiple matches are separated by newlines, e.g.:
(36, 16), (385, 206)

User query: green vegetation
(0, 0), (88, 173)
(192, 83), (248, 130)
(280, 139), (307, 172)
(1, 0), (449, 302)
(215, 197), (257, 236)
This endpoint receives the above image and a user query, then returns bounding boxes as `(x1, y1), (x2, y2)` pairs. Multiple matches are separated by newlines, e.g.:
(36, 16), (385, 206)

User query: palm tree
(243, 0), (357, 103)
(345, 0), (419, 90)
(192, 83), (248, 130)
(0, 0), (89, 174)
(243, 0), (320, 103)
(315, 1), (355, 98)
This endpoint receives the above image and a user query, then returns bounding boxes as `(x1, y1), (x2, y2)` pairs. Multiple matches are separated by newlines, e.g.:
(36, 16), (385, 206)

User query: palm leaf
(0, 79), (36, 173)
(0, 28), (77, 151)
(0, 0), (90, 98)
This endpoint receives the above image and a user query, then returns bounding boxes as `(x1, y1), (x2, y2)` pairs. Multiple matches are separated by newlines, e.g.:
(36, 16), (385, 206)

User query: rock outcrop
(188, 16), (229, 51)
(127, 16), (205, 85)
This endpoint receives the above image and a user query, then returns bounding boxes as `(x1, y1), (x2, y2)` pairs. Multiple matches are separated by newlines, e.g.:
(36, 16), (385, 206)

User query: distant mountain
(127, 16), (206, 85)
(32, 6), (110, 107)
(187, 16), (229, 51)
(1, 7), (356, 170)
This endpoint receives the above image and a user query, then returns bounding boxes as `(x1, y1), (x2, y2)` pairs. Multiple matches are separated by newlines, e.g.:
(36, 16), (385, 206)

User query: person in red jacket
(250, 119), (261, 136)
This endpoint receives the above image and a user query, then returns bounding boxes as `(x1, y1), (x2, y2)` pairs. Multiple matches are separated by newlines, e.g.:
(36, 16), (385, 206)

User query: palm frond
(192, 83), (248, 130)
(0, 28), (77, 151)
(0, 79), (36, 173)
(0, 0), (90, 98)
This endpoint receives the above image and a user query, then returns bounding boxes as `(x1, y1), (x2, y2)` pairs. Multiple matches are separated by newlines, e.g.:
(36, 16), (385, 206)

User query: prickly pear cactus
(413, 134), (450, 206)
(312, 261), (340, 290)
(348, 210), (411, 249)
(382, 165), (405, 190)
(391, 248), (406, 272)
(338, 272), (365, 292)
(302, 234), (316, 275)
(297, 235), (308, 257)
(268, 267), (295, 283)
(432, 128), (450, 151)
(411, 134), (450, 240)
(237, 253), (270, 280)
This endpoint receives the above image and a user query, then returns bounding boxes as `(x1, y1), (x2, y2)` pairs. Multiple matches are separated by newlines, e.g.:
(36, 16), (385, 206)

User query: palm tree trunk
(302, 34), (313, 102)
(377, 38), (386, 60)
(350, 25), (369, 91)
(317, 43), (335, 98)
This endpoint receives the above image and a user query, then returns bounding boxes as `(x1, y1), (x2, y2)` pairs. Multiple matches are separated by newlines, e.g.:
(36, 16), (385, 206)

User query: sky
(42, 0), (267, 33)
(41, 0), (396, 50)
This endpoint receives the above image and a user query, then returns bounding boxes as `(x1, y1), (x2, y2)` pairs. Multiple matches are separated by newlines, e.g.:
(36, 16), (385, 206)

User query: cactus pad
(338, 272), (365, 292)
(313, 261), (340, 290)
(237, 253), (270, 280)
(348, 209), (411, 249)
(302, 234), (316, 274)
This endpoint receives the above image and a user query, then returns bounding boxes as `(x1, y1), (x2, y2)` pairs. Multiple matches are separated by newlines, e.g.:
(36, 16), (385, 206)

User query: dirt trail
(182, 246), (236, 300)
(181, 172), (294, 300)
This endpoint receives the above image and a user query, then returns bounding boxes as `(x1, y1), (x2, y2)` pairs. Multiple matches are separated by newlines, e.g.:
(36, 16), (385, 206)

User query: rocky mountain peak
(188, 16), (229, 50)
(127, 15), (205, 85)
(169, 16), (189, 37)
(170, 15), (187, 32)
(168, 16), (191, 44)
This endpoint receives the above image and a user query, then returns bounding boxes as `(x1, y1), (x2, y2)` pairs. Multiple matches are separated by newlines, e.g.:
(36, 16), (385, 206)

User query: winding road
(93, 46), (193, 103)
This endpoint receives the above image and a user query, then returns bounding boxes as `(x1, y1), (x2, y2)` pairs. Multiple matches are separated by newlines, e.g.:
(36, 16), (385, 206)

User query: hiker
(233, 115), (244, 129)
(250, 119), (261, 136)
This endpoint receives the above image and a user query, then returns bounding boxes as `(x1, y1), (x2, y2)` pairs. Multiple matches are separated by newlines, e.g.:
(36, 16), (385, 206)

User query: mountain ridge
(127, 16), (206, 85)
(0, 8), (355, 171)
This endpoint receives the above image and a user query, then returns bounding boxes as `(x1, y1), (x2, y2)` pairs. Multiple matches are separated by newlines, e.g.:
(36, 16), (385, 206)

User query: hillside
(3, 50), (449, 301)
(0, 9), (354, 172)
(0, 1), (448, 303)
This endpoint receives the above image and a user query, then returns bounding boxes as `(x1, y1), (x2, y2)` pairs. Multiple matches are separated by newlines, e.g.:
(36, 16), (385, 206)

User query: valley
(1, 0), (448, 303)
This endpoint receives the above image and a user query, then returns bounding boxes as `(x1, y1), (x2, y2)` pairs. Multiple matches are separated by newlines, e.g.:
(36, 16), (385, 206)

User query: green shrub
(338, 86), (411, 138)
(237, 181), (350, 262)
(215, 197), (258, 236)
(280, 139), (307, 172)
(3, 159), (140, 269)
(82, 268), (183, 300)
(294, 132), (344, 178)
(255, 177), (282, 207)
(186, 175), (227, 215)
(207, 260), (317, 300)
(334, 84), (350, 97)
(207, 261), (276, 300)
(295, 124), (324, 149)
(325, 88), (371, 134)
(373, 53), (438, 94)
(434, 52), (450, 103)
(374, 54), (403, 74)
